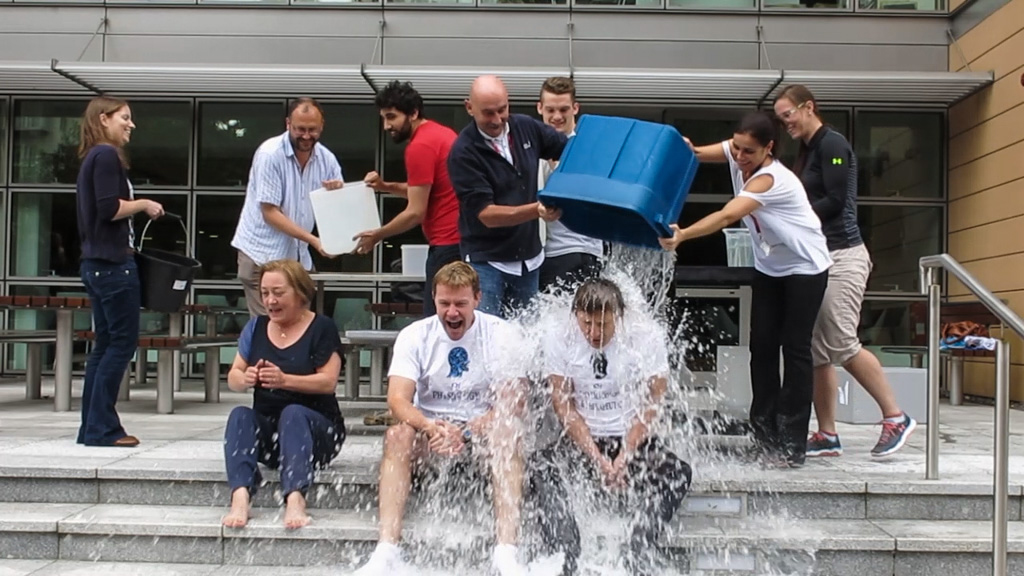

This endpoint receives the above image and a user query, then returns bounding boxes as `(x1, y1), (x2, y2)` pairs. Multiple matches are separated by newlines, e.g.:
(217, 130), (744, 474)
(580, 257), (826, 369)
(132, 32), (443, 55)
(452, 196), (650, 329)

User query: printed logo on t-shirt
(448, 346), (469, 377)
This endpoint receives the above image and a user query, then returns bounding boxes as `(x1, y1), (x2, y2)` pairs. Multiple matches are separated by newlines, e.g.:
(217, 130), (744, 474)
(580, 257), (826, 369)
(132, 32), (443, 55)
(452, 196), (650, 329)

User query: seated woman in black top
(222, 259), (345, 529)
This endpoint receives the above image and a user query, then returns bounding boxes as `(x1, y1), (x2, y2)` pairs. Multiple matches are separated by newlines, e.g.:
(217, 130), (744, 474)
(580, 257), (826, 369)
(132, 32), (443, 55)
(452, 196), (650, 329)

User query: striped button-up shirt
(231, 132), (343, 270)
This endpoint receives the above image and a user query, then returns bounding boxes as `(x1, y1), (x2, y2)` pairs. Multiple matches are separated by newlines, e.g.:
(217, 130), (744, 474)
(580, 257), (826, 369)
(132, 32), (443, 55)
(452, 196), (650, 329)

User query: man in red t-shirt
(358, 81), (462, 317)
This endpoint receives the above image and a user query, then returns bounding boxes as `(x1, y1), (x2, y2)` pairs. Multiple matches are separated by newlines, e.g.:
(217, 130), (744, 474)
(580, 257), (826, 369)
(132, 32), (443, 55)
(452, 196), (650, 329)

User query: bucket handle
(136, 212), (194, 258)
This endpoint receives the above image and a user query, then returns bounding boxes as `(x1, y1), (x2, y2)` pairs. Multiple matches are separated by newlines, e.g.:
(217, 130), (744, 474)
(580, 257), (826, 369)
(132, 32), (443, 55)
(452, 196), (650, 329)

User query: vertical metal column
(25, 343), (42, 400)
(169, 313), (183, 392)
(205, 314), (220, 403)
(926, 275), (941, 480)
(993, 339), (1010, 576)
(54, 309), (74, 412)
(157, 349), (174, 414)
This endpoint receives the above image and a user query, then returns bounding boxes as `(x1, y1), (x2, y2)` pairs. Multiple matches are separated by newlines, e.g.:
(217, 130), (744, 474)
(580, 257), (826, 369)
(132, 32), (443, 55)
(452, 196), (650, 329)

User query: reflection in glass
(859, 299), (924, 350)
(477, 0), (564, 4)
(858, 204), (942, 294)
(128, 101), (192, 187)
(10, 192), (79, 277)
(12, 100), (84, 185)
(196, 101), (285, 187)
(855, 111), (943, 199)
(669, 0), (753, 6)
(764, 0), (848, 7)
(317, 103), (379, 185)
(858, 0), (941, 9)
(195, 194), (244, 280)
(324, 290), (374, 332)
(5, 285), (91, 372)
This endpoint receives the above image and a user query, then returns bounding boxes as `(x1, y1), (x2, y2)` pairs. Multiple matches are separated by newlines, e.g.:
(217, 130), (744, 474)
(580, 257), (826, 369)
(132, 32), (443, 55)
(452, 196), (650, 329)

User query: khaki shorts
(812, 244), (872, 367)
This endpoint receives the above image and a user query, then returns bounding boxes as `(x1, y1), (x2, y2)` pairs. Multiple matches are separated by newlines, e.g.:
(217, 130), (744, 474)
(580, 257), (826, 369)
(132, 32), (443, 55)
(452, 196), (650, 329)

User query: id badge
(758, 239), (771, 256)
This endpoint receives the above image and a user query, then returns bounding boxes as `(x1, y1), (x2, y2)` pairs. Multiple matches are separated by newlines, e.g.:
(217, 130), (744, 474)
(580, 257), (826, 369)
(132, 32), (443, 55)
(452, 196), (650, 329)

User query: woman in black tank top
(221, 259), (345, 529)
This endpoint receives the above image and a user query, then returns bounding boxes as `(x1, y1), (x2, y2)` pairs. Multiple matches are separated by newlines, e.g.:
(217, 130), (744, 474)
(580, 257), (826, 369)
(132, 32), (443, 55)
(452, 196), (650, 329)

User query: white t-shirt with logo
(543, 322), (669, 437)
(388, 311), (522, 422)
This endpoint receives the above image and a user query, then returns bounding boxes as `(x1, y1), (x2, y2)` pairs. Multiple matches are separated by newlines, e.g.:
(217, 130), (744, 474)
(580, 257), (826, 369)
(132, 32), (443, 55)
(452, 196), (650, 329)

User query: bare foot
(222, 487), (250, 528)
(284, 491), (310, 529)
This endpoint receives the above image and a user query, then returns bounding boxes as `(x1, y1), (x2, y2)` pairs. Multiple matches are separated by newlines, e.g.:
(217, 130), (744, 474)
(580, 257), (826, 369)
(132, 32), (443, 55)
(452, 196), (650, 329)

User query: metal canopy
(52, 61), (372, 97)
(766, 70), (994, 106)
(2, 61), (994, 106)
(0, 61), (91, 94)
(361, 65), (571, 100)
(571, 68), (782, 104)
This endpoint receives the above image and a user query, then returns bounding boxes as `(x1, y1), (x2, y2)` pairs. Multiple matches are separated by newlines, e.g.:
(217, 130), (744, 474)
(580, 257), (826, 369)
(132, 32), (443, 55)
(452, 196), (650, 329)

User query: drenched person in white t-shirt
(353, 261), (530, 576)
(529, 278), (692, 576)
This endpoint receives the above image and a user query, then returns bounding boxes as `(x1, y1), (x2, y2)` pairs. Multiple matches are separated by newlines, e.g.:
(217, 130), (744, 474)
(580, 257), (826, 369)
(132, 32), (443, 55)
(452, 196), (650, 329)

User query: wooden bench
(0, 330), (57, 400)
(77, 331), (239, 414)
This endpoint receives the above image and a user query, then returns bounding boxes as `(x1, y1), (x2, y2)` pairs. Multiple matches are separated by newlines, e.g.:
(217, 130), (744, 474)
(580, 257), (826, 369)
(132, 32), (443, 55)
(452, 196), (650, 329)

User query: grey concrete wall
(0, 5), (951, 72)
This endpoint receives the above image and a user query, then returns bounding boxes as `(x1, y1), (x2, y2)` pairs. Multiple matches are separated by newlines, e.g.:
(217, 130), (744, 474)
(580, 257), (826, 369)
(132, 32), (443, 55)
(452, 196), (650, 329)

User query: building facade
(2, 0), (1016, 398)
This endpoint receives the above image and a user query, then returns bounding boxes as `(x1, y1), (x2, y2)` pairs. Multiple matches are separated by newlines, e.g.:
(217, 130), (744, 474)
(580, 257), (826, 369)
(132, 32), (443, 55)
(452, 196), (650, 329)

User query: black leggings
(526, 436), (692, 575)
(749, 269), (829, 459)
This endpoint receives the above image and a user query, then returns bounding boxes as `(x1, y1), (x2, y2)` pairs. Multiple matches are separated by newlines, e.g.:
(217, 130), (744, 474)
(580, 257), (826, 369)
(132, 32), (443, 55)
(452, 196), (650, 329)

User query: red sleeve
(405, 141), (436, 188)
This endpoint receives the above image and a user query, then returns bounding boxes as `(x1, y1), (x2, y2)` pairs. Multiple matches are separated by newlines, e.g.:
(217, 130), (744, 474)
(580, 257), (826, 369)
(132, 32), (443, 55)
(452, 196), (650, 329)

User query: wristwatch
(462, 427), (473, 443)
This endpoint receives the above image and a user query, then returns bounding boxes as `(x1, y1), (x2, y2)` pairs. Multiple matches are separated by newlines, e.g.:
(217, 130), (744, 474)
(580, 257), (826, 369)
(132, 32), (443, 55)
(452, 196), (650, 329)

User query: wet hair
(78, 96), (130, 168)
(539, 76), (576, 102)
(287, 97), (324, 121)
(432, 261), (480, 297)
(735, 110), (783, 156)
(774, 84), (824, 176)
(572, 278), (626, 317)
(374, 80), (425, 119)
(259, 259), (315, 305)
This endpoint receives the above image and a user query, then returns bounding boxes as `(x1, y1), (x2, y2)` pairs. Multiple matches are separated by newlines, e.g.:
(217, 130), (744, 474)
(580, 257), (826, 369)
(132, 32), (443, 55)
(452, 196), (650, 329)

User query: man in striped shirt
(230, 98), (344, 317)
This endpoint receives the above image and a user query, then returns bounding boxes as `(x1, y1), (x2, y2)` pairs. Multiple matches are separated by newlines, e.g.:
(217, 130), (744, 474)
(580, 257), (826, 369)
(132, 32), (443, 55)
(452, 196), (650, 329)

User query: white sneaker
(492, 544), (528, 576)
(352, 542), (406, 576)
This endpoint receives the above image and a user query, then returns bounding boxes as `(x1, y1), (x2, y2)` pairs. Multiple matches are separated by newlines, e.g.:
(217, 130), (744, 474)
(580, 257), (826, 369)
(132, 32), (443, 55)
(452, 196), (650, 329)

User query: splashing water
(340, 242), (825, 576)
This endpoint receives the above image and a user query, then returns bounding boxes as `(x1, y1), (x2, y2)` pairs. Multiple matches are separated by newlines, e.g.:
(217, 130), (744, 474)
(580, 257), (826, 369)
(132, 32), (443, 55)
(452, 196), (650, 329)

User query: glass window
(775, 109), (851, 169)
(195, 194), (244, 280)
(1, 98), (8, 184)
(670, 293), (741, 373)
(858, 204), (943, 294)
(196, 101), (285, 188)
(12, 99), (86, 185)
(4, 284), (91, 372)
(133, 194), (190, 256)
(380, 196), (428, 272)
(859, 298), (926, 354)
(669, 0), (754, 6)
(9, 191), (79, 278)
(669, 109), (746, 197)
(311, 245), (374, 274)
(574, 0), (662, 6)
(478, 0), (564, 4)
(855, 111), (944, 199)
(672, 201), (729, 268)
(129, 101), (192, 188)
(190, 287), (248, 373)
(324, 289), (375, 333)
(317, 103), (379, 188)
(764, 0), (848, 7)
(858, 0), (942, 9)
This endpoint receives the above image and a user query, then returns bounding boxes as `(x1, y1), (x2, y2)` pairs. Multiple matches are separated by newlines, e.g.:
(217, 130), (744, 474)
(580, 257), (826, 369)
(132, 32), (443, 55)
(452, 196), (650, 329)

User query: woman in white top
(660, 111), (831, 467)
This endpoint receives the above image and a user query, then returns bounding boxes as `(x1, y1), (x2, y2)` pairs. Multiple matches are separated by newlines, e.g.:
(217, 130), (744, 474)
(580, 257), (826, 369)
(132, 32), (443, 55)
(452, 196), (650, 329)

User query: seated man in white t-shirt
(353, 261), (530, 576)
(530, 278), (692, 576)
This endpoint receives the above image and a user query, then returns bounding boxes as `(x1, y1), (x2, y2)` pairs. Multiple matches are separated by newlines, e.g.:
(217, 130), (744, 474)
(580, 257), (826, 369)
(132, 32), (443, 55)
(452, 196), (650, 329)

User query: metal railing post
(926, 273), (941, 480)
(993, 339), (1010, 576)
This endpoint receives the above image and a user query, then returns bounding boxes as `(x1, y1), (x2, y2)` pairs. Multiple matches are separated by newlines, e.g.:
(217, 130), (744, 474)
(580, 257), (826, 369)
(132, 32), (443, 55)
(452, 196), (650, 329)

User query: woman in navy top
(222, 259), (345, 529)
(75, 96), (164, 447)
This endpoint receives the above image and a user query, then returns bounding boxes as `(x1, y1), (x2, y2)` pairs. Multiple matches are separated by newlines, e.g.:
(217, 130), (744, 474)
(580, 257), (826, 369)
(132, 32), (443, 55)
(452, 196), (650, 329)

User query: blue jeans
(78, 258), (141, 446)
(470, 262), (539, 319)
(223, 405), (343, 497)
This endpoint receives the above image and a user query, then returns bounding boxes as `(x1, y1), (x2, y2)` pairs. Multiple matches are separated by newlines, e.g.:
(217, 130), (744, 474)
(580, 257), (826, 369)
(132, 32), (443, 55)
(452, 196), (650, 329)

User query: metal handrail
(919, 253), (1024, 576)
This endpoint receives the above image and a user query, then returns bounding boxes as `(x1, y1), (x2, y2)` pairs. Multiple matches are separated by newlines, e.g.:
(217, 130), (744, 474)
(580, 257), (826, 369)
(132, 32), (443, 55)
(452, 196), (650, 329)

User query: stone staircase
(1, 387), (1024, 575)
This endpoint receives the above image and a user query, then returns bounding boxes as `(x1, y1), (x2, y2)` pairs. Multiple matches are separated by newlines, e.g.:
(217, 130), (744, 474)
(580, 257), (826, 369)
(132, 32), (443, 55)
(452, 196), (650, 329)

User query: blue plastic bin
(538, 114), (699, 250)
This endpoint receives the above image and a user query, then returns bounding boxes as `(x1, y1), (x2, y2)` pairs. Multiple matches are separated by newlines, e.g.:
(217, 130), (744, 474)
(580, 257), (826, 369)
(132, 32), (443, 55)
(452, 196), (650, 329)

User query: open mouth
(267, 306), (283, 314)
(445, 318), (464, 331)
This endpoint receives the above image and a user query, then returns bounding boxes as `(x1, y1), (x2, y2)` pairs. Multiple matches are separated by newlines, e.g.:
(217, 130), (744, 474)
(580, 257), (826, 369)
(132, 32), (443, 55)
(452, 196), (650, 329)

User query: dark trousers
(749, 270), (829, 459)
(422, 243), (462, 318)
(78, 258), (141, 446)
(223, 405), (344, 497)
(527, 436), (692, 575)
(539, 252), (601, 294)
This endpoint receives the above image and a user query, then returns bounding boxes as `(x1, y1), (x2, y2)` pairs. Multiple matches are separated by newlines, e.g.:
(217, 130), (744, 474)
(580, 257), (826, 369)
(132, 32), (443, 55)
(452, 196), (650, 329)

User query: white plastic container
(401, 244), (429, 277)
(309, 182), (381, 255)
(723, 228), (754, 267)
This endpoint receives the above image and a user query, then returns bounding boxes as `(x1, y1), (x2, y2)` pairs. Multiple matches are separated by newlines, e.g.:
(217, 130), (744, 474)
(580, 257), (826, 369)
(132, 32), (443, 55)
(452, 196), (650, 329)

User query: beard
(390, 121), (414, 144)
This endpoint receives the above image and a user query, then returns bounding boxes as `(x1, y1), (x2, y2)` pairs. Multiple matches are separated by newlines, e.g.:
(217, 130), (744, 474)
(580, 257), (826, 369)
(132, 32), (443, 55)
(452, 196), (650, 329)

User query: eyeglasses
(776, 102), (807, 121)
(592, 351), (607, 380)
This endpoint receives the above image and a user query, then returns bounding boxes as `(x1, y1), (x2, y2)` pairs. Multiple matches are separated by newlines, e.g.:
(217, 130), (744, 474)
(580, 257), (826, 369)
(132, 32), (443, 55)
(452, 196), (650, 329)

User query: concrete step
(1, 436), (1018, 522)
(1, 502), (1023, 575)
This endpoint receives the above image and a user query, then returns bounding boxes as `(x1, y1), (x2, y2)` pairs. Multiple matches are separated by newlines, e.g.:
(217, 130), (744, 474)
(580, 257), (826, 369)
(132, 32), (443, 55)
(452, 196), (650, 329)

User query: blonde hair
(78, 96), (130, 168)
(259, 259), (315, 305)
(432, 261), (480, 297)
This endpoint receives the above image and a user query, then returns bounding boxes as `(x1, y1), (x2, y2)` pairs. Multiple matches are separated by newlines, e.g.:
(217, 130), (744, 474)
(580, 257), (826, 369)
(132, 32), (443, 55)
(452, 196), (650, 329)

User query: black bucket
(134, 213), (202, 313)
